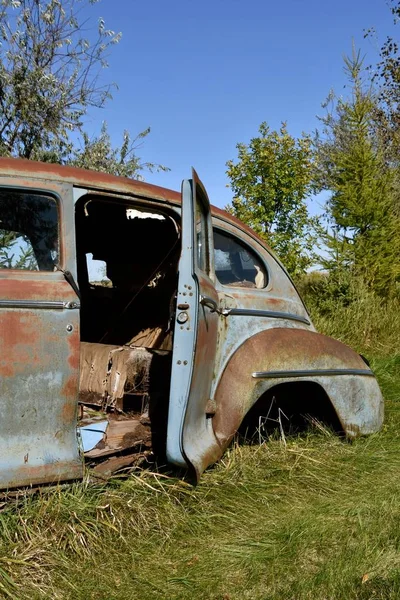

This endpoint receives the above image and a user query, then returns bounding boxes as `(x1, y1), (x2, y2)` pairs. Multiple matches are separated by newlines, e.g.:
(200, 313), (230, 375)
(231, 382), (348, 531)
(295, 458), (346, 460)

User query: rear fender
(212, 328), (384, 448)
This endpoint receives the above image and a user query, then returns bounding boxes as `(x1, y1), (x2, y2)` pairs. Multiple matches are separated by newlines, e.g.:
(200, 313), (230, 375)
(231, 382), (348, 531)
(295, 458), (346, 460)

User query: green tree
(0, 229), (35, 269)
(0, 0), (168, 269)
(367, 1), (400, 149)
(70, 122), (169, 179)
(314, 49), (400, 296)
(0, 0), (167, 176)
(0, 0), (122, 160)
(364, 0), (400, 221)
(226, 122), (317, 276)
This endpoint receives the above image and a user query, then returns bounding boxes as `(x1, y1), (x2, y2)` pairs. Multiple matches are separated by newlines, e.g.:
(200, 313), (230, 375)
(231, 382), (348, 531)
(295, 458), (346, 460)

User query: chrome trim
(0, 300), (80, 310)
(252, 368), (375, 379)
(223, 308), (310, 325)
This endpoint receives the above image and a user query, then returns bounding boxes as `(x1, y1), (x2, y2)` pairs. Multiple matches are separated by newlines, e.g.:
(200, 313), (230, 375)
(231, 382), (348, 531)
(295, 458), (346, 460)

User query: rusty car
(0, 158), (384, 488)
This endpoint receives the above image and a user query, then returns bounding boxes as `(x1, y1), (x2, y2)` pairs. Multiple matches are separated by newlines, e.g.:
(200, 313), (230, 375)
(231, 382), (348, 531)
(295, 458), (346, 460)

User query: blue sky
(83, 0), (396, 211)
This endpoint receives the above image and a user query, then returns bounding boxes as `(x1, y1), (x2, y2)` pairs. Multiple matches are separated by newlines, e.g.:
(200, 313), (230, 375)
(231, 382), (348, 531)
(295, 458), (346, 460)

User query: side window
(213, 229), (268, 289)
(0, 189), (59, 271)
(85, 254), (111, 287)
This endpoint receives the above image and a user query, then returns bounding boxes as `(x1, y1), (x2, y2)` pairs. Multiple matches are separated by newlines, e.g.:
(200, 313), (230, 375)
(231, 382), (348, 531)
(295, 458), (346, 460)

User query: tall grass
(298, 272), (400, 357)
(0, 283), (398, 599)
(313, 294), (400, 357)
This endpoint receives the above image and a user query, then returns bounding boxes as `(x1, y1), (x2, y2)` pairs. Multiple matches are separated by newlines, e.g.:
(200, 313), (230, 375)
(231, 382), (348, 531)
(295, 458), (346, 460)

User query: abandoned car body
(0, 158), (384, 488)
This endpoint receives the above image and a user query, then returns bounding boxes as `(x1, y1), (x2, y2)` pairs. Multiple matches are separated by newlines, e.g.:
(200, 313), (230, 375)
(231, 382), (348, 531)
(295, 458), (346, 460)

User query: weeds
(0, 296), (398, 599)
(298, 272), (400, 356)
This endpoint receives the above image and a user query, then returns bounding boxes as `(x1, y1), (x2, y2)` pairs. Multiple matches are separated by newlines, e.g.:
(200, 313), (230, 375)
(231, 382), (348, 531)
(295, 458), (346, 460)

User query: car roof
(0, 157), (273, 253)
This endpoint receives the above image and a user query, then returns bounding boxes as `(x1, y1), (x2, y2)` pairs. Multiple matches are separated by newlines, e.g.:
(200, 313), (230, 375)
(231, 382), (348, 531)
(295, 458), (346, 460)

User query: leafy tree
(70, 122), (169, 179)
(0, 0), (122, 160)
(367, 1), (400, 146)
(364, 0), (400, 222)
(314, 49), (400, 296)
(0, 0), (168, 269)
(226, 122), (317, 276)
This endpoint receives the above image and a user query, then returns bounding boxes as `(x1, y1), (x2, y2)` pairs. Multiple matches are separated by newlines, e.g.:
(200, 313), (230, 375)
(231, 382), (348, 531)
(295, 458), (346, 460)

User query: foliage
(0, 1), (168, 268)
(0, 230), (35, 268)
(365, 0), (400, 218)
(226, 122), (317, 277)
(0, 0), (122, 161)
(69, 122), (169, 179)
(0, 0), (168, 179)
(314, 49), (400, 296)
(367, 0), (400, 154)
(298, 271), (400, 356)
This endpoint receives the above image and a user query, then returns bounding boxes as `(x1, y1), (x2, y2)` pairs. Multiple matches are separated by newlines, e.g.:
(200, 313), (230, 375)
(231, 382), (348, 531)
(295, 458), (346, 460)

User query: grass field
(0, 300), (399, 599)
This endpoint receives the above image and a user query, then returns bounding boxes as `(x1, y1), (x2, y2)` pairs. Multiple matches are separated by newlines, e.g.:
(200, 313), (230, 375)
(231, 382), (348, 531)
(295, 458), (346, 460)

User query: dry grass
(0, 298), (398, 599)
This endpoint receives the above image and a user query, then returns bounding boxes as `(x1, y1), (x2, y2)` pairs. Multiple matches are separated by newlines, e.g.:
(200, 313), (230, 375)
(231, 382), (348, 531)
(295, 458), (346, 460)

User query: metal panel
(0, 180), (82, 489)
(212, 327), (384, 451)
(209, 217), (314, 401)
(167, 172), (220, 478)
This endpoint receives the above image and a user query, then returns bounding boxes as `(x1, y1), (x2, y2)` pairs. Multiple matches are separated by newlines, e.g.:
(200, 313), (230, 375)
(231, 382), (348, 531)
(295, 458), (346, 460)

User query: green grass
(0, 299), (399, 599)
(312, 297), (400, 358)
(0, 355), (397, 600)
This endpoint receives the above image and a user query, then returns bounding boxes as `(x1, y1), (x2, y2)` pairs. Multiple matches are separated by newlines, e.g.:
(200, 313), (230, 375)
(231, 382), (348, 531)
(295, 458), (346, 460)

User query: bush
(297, 271), (400, 357)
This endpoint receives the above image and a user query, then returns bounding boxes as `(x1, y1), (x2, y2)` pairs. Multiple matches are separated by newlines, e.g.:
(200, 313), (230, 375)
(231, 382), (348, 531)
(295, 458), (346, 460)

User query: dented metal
(0, 157), (384, 489)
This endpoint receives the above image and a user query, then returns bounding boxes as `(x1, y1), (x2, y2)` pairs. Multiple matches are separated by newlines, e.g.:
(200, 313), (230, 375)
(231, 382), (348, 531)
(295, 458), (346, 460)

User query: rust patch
(0, 311), (38, 346)
(0, 363), (15, 377)
(213, 327), (369, 450)
(10, 460), (83, 489)
(0, 278), (77, 302)
(0, 312), (40, 377)
(61, 400), (77, 426)
(0, 157), (181, 204)
(0, 157), (277, 259)
(62, 373), (78, 400)
(235, 328), (366, 370)
(67, 330), (80, 370)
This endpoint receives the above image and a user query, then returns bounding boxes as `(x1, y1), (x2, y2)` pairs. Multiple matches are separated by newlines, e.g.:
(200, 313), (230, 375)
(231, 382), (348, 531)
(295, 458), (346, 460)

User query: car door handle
(199, 295), (218, 313)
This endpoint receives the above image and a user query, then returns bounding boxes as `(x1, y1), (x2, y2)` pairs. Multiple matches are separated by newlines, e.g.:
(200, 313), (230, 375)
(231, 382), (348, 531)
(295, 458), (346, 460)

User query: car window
(0, 189), (59, 271)
(195, 189), (210, 274)
(213, 229), (267, 289)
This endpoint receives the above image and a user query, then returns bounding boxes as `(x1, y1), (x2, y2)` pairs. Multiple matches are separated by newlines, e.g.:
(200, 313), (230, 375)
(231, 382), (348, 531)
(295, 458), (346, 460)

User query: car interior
(74, 196), (181, 472)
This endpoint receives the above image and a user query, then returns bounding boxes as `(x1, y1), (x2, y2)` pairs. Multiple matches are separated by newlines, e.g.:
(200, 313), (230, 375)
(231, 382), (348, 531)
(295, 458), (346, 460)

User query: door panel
(0, 182), (82, 489)
(167, 170), (220, 479)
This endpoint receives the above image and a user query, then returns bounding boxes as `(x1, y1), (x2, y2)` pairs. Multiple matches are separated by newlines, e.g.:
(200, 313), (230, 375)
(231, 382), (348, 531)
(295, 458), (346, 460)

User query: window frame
(0, 185), (63, 273)
(212, 224), (271, 291)
(193, 181), (211, 277)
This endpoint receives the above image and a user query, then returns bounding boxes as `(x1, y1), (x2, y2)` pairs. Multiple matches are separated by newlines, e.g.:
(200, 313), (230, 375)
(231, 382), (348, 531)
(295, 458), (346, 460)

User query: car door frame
(0, 178), (82, 489)
(166, 170), (221, 479)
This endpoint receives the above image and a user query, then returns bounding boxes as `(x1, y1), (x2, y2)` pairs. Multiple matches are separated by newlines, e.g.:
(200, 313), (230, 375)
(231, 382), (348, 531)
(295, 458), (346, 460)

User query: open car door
(167, 170), (220, 479)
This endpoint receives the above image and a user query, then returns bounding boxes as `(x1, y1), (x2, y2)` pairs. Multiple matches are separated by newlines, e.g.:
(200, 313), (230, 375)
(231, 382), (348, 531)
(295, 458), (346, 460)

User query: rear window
(213, 229), (268, 289)
(0, 190), (59, 271)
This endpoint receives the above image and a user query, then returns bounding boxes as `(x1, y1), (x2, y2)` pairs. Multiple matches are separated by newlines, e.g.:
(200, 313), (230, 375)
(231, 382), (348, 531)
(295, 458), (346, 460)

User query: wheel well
(238, 381), (343, 441)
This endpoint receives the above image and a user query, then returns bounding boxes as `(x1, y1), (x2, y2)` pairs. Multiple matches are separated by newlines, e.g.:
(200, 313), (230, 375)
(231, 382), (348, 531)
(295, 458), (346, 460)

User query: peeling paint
(0, 158), (384, 490)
